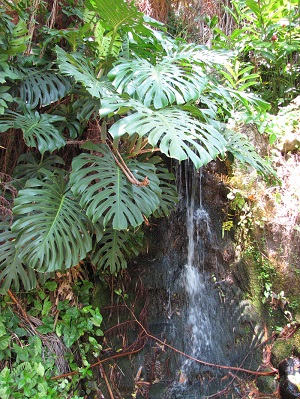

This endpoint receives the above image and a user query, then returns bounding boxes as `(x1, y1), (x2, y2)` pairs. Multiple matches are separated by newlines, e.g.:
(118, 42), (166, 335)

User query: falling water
(166, 163), (263, 399)
(180, 166), (224, 381)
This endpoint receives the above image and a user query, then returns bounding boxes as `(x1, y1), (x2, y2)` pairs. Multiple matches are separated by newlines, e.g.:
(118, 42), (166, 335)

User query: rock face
(279, 357), (300, 399)
(117, 162), (265, 399)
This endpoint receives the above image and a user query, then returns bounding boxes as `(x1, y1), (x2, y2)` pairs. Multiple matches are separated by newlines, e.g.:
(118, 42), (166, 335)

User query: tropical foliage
(208, 0), (300, 110)
(0, 0), (274, 291)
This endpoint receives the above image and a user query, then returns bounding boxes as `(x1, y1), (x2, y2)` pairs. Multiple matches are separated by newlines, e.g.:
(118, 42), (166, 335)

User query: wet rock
(279, 357), (300, 399)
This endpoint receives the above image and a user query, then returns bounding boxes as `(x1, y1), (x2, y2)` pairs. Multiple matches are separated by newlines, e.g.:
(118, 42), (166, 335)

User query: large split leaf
(0, 110), (66, 154)
(109, 58), (207, 108)
(86, 0), (143, 30)
(108, 103), (227, 169)
(146, 157), (178, 218)
(170, 42), (231, 67)
(3, 19), (30, 56)
(91, 228), (144, 273)
(70, 143), (161, 230)
(13, 153), (65, 182)
(56, 46), (115, 98)
(0, 85), (13, 114)
(12, 176), (93, 273)
(0, 221), (37, 292)
(18, 69), (71, 109)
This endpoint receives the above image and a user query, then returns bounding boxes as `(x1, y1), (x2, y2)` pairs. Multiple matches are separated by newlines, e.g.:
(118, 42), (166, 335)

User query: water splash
(181, 166), (219, 379)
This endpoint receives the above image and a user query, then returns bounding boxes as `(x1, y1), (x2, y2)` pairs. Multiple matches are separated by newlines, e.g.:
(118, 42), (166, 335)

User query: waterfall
(166, 163), (262, 399)
(180, 165), (224, 381)
(128, 161), (264, 399)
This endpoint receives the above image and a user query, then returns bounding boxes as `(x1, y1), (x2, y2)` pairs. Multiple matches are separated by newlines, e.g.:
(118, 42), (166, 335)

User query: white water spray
(181, 167), (221, 378)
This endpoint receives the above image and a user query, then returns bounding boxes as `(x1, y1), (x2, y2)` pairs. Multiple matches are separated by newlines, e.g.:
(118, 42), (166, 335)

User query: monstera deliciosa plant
(0, 0), (273, 292)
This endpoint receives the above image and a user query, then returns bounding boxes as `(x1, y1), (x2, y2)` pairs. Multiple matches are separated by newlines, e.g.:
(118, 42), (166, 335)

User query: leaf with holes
(91, 227), (144, 273)
(0, 221), (37, 292)
(109, 58), (207, 108)
(12, 175), (93, 273)
(56, 46), (115, 98)
(13, 153), (65, 182)
(70, 143), (161, 230)
(109, 103), (227, 169)
(0, 110), (66, 154)
(18, 69), (71, 109)
(147, 157), (178, 217)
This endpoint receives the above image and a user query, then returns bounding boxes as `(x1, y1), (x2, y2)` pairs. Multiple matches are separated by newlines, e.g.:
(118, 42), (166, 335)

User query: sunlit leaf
(70, 143), (161, 230)
(56, 46), (115, 98)
(108, 101), (227, 169)
(109, 58), (207, 108)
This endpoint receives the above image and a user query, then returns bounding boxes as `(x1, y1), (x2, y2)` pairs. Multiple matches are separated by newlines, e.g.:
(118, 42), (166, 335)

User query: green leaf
(109, 58), (207, 108)
(0, 336), (10, 351)
(70, 143), (161, 230)
(108, 102), (227, 169)
(224, 129), (276, 177)
(151, 163), (178, 217)
(0, 110), (66, 154)
(0, 86), (13, 114)
(56, 46), (115, 98)
(0, 220), (37, 292)
(92, 227), (144, 273)
(170, 42), (231, 67)
(94, 20), (122, 58)
(51, 104), (83, 139)
(13, 153), (65, 181)
(86, 0), (143, 30)
(18, 69), (71, 109)
(33, 363), (44, 377)
(63, 326), (79, 347)
(90, 308), (103, 327)
(12, 175), (93, 273)
(5, 19), (30, 55)
(44, 281), (57, 291)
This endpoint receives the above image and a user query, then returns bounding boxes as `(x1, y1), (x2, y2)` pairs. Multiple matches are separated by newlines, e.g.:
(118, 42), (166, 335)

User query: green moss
(272, 330), (300, 367)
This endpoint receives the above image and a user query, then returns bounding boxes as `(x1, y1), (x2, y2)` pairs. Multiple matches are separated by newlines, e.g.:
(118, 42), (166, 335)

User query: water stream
(125, 162), (264, 399)
(164, 164), (263, 398)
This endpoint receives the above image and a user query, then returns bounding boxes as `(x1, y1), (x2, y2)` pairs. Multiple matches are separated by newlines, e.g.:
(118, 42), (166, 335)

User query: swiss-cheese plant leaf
(91, 227), (144, 274)
(70, 143), (161, 230)
(56, 46), (115, 98)
(86, 0), (143, 30)
(0, 220), (37, 292)
(108, 102), (227, 169)
(146, 157), (178, 217)
(13, 153), (65, 184)
(109, 58), (207, 109)
(11, 175), (93, 273)
(0, 110), (66, 154)
(18, 69), (71, 109)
